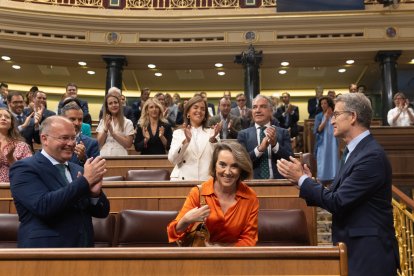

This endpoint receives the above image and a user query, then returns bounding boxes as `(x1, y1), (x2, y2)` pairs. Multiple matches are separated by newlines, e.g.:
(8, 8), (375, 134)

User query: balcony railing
(14, 0), (414, 10)
(393, 185), (414, 276)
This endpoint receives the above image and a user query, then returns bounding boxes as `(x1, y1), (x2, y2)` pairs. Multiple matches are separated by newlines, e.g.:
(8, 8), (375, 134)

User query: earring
(187, 115), (190, 119)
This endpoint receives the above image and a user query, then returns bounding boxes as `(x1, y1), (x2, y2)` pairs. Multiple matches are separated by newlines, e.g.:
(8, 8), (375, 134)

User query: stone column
(234, 44), (262, 108)
(375, 51), (401, 125)
(102, 55), (127, 94)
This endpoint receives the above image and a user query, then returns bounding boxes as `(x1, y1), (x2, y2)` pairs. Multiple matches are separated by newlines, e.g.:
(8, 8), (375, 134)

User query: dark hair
(61, 97), (82, 109)
(0, 108), (25, 142)
(29, 86), (39, 93)
(0, 83), (8, 88)
(209, 141), (253, 182)
(7, 91), (23, 103)
(66, 83), (78, 90)
(183, 95), (209, 128)
(61, 100), (82, 115)
(318, 96), (335, 110)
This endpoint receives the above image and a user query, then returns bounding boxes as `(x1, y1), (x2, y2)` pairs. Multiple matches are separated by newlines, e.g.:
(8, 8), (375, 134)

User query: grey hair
(336, 93), (372, 129)
(253, 94), (273, 109)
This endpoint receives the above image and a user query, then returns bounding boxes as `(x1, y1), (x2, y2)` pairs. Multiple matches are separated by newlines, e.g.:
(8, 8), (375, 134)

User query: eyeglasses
(332, 111), (352, 119)
(46, 135), (77, 143)
(237, 99), (246, 102)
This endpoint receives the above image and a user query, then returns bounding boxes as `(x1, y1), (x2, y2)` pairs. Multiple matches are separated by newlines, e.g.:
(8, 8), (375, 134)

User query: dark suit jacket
(307, 97), (321, 119)
(300, 135), (399, 275)
(70, 134), (100, 166)
(9, 152), (110, 248)
(230, 107), (252, 129)
(237, 126), (293, 179)
(58, 98), (89, 121)
(208, 114), (242, 139)
(273, 105), (299, 138)
(131, 100), (143, 126)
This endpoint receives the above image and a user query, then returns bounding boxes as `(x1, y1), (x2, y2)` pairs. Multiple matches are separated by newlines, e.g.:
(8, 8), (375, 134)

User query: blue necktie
(259, 127), (270, 179)
(16, 115), (23, 125)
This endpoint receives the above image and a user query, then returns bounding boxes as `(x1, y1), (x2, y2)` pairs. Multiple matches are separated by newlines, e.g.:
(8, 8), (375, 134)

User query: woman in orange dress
(167, 140), (258, 246)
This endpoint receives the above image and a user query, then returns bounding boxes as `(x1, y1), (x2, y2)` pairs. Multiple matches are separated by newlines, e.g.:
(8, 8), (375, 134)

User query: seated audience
(313, 97), (338, 184)
(10, 116), (109, 248)
(167, 141), (258, 246)
(0, 108), (32, 182)
(134, 98), (172, 155)
(387, 92), (414, 126)
(60, 100), (100, 166)
(168, 95), (219, 181)
(97, 92), (134, 156)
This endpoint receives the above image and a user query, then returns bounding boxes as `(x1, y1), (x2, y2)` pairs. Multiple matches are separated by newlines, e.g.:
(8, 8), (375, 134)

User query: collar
(347, 130), (370, 155)
(255, 122), (271, 129)
(201, 177), (250, 199)
(41, 150), (69, 166)
(10, 111), (23, 117)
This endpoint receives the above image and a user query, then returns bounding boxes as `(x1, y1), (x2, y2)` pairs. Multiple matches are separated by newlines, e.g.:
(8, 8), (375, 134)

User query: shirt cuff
(90, 197), (99, 205)
(271, 142), (279, 154)
(298, 175), (309, 187)
(254, 147), (263, 157)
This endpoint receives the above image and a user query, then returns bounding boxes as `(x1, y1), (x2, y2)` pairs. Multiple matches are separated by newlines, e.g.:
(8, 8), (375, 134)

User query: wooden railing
(392, 185), (414, 276)
(0, 245), (348, 275)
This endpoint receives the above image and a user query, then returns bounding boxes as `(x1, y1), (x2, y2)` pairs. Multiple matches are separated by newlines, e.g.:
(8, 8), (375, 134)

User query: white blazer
(168, 127), (216, 181)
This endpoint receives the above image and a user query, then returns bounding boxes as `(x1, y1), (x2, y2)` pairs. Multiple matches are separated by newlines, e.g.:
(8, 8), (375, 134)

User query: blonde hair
(138, 98), (168, 128)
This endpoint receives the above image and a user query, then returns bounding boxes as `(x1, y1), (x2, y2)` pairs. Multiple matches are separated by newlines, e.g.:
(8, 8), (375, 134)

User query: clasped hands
(277, 156), (312, 184)
(80, 156), (107, 197)
(258, 126), (277, 152)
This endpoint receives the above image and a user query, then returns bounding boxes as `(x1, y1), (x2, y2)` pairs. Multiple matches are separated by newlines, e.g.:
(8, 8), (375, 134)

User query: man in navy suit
(274, 92), (299, 138)
(61, 101), (100, 166)
(307, 86), (323, 119)
(277, 93), (399, 275)
(237, 95), (293, 179)
(131, 87), (150, 126)
(10, 116), (109, 248)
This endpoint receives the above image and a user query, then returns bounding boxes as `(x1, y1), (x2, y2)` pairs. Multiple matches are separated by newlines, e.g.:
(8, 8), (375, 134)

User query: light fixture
(12, 65), (21, 70)
(1, 56), (11, 61)
(278, 69), (287, 75)
(148, 64), (156, 69)
(410, 58), (414, 64)
(154, 72), (162, 77)
(215, 63), (223, 68)
(87, 70), (95, 75)
(338, 68), (346, 73)
(346, 59), (355, 65)
(217, 71), (226, 76)
(280, 61), (289, 67)
(78, 61), (87, 66)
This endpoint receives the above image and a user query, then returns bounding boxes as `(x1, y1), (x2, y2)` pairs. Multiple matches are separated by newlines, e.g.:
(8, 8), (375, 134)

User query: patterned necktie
(55, 164), (69, 185)
(339, 147), (349, 169)
(259, 127), (270, 179)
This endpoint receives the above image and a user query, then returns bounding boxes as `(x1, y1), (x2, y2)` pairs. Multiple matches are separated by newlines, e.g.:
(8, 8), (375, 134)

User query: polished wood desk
(104, 155), (174, 177)
(0, 245), (348, 276)
(0, 180), (318, 245)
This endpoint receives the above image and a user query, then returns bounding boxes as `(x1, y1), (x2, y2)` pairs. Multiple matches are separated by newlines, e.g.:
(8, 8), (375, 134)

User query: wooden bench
(0, 244), (348, 275)
(0, 180), (318, 245)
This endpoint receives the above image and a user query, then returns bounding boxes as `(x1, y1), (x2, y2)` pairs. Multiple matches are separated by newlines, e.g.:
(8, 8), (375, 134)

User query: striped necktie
(259, 127), (270, 179)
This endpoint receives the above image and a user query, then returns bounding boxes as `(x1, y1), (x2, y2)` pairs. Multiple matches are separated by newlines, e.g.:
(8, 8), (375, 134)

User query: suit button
(183, 160), (186, 163)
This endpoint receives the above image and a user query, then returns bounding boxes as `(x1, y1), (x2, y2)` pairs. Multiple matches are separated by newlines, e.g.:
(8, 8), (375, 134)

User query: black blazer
(134, 122), (173, 154)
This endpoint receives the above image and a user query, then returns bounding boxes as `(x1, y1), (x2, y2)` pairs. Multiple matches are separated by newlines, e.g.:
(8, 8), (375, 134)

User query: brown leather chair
(114, 210), (178, 247)
(103, 175), (125, 181)
(92, 214), (116, 247)
(0, 214), (19, 248)
(125, 169), (170, 181)
(257, 209), (310, 246)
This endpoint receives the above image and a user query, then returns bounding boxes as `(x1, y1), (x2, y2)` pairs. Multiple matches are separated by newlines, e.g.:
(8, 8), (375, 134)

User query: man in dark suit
(230, 93), (252, 129)
(199, 91), (216, 116)
(274, 92), (299, 138)
(10, 116), (109, 248)
(25, 90), (56, 120)
(277, 93), (399, 276)
(307, 86), (323, 119)
(237, 95), (293, 179)
(57, 83), (90, 124)
(208, 97), (242, 139)
(61, 101), (100, 166)
(131, 87), (150, 125)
